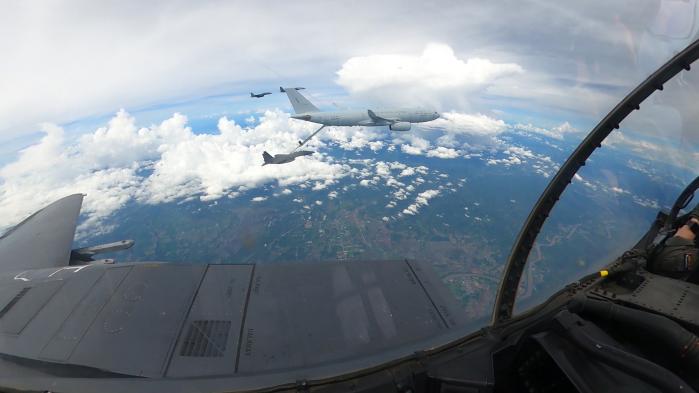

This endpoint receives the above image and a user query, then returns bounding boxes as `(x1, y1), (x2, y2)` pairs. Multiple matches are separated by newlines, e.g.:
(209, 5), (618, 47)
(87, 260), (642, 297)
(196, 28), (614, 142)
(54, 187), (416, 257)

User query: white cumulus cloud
(513, 121), (578, 140)
(398, 168), (415, 177)
(402, 189), (440, 216)
(416, 111), (509, 150)
(336, 43), (523, 109)
(426, 146), (459, 159)
(0, 110), (349, 234)
(397, 135), (431, 156)
(425, 112), (507, 136)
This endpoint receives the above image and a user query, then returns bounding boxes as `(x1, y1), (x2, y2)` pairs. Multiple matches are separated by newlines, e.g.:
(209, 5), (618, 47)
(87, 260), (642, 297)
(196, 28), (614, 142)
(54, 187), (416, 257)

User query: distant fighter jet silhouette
(250, 92), (272, 98)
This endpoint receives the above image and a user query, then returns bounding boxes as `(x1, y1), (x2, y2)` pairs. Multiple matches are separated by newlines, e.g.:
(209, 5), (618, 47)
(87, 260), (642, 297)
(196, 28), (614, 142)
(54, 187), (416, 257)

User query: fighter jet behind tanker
(261, 150), (313, 165)
(280, 86), (440, 148)
(250, 92), (271, 98)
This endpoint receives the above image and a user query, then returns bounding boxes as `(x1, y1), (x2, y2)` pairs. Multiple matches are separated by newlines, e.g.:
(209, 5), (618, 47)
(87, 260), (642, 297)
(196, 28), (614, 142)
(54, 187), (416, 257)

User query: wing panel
(406, 260), (469, 328)
(68, 264), (205, 377)
(0, 268), (106, 359)
(40, 267), (131, 361)
(0, 285), (27, 319)
(236, 260), (455, 373)
(166, 264), (253, 377)
(0, 280), (64, 335)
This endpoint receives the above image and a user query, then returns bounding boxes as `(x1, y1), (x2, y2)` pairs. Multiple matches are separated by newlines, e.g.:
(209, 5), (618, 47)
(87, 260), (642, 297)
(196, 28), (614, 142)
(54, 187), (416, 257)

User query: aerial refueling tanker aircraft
(280, 86), (440, 149)
(260, 87), (440, 164)
(3, 39), (699, 393)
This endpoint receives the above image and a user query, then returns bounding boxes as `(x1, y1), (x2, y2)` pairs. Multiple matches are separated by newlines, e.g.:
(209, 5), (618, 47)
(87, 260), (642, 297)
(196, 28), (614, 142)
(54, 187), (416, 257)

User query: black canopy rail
(492, 38), (699, 325)
(664, 175), (699, 230)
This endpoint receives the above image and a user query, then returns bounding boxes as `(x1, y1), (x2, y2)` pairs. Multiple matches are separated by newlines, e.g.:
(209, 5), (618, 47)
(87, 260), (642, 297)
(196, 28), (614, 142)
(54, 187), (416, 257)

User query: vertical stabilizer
(282, 87), (320, 114)
(0, 194), (83, 272)
(262, 151), (274, 165)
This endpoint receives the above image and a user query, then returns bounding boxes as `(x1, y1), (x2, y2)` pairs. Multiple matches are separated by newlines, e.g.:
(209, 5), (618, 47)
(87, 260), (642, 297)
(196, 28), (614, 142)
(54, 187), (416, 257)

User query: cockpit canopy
(499, 40), (699, 321)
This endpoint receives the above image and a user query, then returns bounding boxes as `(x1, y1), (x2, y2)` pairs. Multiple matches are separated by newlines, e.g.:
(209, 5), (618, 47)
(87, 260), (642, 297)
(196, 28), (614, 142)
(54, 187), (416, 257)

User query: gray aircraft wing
(0, 194), (83, 273)
(0, 195), (469, 393)
(0, 259), (467, 392)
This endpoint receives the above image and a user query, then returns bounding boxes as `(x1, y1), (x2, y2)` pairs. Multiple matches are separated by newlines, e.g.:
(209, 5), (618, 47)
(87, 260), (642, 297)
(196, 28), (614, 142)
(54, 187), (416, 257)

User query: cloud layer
(3, 1), (694, 143)
(336, 43), (523, 109)
(0, 105), (564, 237)
(0, 110), (349, 234)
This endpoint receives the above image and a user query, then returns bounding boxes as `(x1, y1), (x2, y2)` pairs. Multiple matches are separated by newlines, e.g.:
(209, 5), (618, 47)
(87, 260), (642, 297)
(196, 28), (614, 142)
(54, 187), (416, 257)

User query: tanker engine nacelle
(389, 122), (411, 131)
